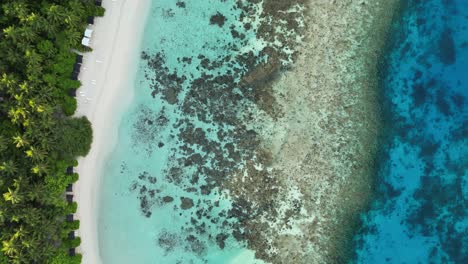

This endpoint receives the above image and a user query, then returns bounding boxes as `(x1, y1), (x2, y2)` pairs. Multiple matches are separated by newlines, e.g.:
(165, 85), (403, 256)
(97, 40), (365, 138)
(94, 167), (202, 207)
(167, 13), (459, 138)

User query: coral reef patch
(122, 0), (399, 263)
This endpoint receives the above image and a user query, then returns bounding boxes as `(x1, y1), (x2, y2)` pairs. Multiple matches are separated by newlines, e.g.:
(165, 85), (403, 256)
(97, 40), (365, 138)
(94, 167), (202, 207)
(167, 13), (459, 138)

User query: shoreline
(74, 0), (150, 263)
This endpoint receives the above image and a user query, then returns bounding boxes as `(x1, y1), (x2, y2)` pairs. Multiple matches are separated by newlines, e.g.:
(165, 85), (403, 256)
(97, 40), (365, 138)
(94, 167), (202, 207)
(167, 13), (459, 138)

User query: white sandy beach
(74, 0), (150, 263)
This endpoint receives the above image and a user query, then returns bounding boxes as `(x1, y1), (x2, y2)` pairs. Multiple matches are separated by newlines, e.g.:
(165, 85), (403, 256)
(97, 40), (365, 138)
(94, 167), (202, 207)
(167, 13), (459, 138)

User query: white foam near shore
(74, 0), (150, 263)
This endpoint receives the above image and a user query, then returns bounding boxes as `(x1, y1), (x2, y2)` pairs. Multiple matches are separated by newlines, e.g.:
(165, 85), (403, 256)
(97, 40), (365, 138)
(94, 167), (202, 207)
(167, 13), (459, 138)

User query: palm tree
(66, 30), (82, 45)
(13, 226), (26, 240)
(27, 99), (36, 110)
(1, 226), (28, 260)
(15, 207), (40, 227)
(4, 177), (24, 205)
(1, 239), (18, 257)
(7, 108), (20, 124)
(0, 210), (5, 223)
(31, 164), (48, 176)
(12, 93), (25, 107)
(16, 40), (33, 54)
(0, 135), (8, 153)
(25, 146), (45, 161)
(0, 0), (102, 262)
(0, 160), (17, 176)
(3, 47), (22, 66)
(18, 81), (30, 95)
(38, 18), (59, 36)
(0, 73), (17, 92)
(9, 1), (29, 20)
(68, 1), (85, 17)
(20, 27), (37, 43)
(12, 134), (29, 148)
(3, 26), (19, 43)
(46, 5), (65, 24)
(35, 104), (45, 113)
(26, 12), (43, 32)
(8, 107), (29, 125)
(3, 188), (22, 204)
(64, 14), (80, 30)
(26, 53), (43, 80)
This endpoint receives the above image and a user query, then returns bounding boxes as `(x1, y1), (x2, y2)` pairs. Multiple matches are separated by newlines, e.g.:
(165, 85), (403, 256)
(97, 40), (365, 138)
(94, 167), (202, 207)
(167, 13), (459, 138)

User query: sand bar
(74, 0), (150, 263)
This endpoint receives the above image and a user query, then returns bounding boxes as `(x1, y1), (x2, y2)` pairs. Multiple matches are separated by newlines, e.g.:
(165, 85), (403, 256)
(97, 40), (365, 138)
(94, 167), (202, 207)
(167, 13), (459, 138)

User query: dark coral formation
(176, 1), (185, 9)
(180, 197), (194, 209)
(129, 171), (160, 218)
(131, 104), (169, 155)
(209, 12), (226, 27)
(157, 231), (180, 254)
(130, 0), (308, 262)
(438, 29), (456, 64)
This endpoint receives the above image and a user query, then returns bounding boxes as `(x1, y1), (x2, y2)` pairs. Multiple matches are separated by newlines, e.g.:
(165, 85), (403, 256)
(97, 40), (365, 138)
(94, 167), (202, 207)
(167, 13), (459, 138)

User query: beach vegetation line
(0, 0), (103, 263)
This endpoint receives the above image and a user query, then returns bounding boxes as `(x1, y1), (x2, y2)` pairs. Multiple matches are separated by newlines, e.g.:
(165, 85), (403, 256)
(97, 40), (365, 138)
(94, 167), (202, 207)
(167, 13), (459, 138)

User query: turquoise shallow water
(98, 1), (265, 263)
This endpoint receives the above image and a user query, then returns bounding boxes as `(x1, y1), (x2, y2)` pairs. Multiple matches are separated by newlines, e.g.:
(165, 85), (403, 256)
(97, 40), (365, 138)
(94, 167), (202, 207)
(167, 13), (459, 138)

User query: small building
(66, 194), (73, 203)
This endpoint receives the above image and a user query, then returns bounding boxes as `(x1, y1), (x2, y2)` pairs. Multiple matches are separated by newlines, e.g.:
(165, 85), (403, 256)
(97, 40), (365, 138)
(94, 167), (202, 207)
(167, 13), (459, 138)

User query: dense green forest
(0, 1), (103, 263)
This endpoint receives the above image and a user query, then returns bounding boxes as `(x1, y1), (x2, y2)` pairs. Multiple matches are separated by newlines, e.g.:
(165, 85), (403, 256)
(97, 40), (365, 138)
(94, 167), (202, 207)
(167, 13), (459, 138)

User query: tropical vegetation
(0, 0), (103, 263)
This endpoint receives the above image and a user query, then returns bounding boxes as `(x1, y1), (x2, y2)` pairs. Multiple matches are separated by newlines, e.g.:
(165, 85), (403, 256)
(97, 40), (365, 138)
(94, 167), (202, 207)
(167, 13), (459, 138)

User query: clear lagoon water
(97, 0), (467, 263)
(98, 1), (267, 263)
(353, 0), (468, 263)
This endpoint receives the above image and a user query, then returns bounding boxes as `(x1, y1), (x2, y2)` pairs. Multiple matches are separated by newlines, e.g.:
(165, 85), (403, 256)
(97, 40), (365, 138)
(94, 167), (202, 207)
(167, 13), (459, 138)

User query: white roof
(84, 28), (93, 38)
(81, 37), (90, 47)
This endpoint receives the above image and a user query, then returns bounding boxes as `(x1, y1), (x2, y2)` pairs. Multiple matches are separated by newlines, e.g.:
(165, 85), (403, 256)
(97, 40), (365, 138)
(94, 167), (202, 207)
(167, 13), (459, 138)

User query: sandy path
(74, 0), (150, 263)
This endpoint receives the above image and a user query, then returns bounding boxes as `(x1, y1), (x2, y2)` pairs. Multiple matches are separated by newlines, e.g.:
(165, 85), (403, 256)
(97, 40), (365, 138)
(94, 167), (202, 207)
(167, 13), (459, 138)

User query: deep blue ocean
(353, 0), (468, 263)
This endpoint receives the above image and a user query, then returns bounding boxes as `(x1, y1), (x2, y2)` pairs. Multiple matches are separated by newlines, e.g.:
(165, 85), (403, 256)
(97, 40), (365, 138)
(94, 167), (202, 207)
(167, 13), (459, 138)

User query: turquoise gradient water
(98, 1), (264, 263)
(97, 0), (467, 263)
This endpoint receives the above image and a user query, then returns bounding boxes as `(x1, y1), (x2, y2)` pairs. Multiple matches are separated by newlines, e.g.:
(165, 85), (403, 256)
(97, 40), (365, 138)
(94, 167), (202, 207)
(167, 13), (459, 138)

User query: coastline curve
(74, 0), (151, 263)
